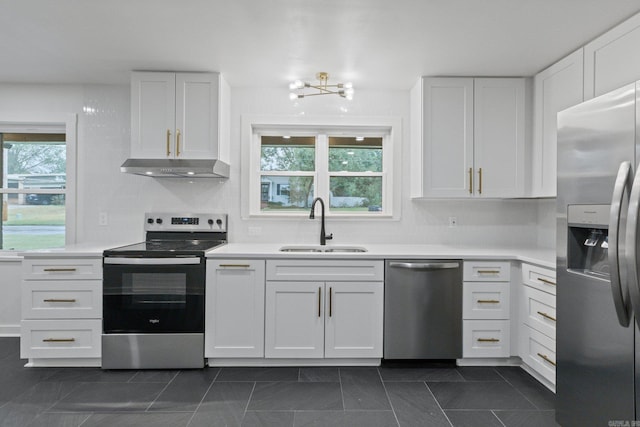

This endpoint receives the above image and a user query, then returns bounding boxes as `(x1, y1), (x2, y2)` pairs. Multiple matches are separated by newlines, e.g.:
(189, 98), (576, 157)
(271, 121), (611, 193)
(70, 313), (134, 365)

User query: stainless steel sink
(279, 245), (367, 253)
(278, 246), (323, 253)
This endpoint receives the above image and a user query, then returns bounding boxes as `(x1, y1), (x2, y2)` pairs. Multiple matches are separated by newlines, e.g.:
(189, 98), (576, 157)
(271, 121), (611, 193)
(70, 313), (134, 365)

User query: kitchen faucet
(309, 197), (333, 245)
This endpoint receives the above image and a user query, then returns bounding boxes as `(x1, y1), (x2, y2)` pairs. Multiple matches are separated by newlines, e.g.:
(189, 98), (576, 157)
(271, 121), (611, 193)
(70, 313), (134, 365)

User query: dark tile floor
(0, 338), (558, 427)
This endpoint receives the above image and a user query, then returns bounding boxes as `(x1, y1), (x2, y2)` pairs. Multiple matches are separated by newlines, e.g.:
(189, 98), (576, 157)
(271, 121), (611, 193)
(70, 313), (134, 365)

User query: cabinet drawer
(521, 325), (556, 385)
(22, 281), (102, 320)
(522, 263), (556, 295)
(463, 261), (510, 282)
(522, 285), (556, 339)
(23, 258), (102, 281)
(463, 320), (510, 358)
(463, 282), (510, 320)
(20, 319), (101, 359)
(266, 260), (383, 282)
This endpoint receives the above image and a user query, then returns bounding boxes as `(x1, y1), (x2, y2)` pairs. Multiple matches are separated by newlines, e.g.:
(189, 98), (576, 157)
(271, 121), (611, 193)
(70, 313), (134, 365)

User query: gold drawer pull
(478, 167), (483, 194)
(43, 338), (76, 343)
(537, 311), (556, 322)
(219, 264), (251, 268)
(477, 299), (500, 304)
(537, 353), (556, 367)
(468, 167), (473, 195)
(44, 299), (77, 303)
(166, 129), (171, 156)
(43, 268), (77, 272)
(477, 270), (500, 274)
(477, 338), (500, 343)
(176, 129), (181, 157)
(537, 278), (556, 286)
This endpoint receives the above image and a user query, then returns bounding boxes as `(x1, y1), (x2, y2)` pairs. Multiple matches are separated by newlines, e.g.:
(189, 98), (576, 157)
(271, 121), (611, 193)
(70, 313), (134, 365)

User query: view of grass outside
(2, 204), (65, 250)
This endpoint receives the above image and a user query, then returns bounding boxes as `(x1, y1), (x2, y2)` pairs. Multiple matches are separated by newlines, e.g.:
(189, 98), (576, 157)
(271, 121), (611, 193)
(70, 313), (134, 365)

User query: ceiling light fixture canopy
(289, 72), (354, 100)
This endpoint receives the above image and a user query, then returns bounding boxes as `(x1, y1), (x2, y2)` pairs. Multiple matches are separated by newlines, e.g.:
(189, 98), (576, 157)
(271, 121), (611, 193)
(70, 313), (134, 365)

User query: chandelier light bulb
(289, 92), (299, 100)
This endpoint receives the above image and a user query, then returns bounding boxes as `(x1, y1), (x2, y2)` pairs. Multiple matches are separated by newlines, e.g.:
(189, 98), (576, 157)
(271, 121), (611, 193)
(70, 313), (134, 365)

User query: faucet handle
(326, 233), (333, 241)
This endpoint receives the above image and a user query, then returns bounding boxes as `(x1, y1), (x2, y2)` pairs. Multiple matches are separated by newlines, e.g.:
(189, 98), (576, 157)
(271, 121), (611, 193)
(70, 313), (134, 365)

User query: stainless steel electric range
(101, 212), (227, 369)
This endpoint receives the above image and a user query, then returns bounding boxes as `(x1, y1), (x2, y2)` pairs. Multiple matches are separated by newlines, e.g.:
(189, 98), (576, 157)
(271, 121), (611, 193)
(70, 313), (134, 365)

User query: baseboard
(0, 325), (20, 337)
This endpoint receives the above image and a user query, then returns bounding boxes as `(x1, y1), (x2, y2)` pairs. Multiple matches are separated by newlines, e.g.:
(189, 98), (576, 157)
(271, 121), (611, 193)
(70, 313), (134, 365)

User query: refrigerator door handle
(625, 162), (640, 328)
(610, 161), (633, 327)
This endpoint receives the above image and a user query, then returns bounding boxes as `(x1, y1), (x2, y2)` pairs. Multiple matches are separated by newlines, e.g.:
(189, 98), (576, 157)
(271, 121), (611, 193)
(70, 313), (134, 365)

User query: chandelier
(289, 72), (354, 100)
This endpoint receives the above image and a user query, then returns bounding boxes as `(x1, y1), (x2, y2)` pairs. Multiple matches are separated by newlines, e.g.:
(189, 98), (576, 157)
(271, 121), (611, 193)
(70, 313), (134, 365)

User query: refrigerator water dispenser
(567, 204), (611, 278)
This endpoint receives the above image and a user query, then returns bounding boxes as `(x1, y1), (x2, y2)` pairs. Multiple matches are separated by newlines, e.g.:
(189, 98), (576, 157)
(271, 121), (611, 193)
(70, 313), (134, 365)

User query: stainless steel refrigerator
(557, 82), (640, 426)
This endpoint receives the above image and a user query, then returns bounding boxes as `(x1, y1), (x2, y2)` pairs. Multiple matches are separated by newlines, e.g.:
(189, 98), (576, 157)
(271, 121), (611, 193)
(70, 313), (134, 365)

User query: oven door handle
(104, 257), (201, 265)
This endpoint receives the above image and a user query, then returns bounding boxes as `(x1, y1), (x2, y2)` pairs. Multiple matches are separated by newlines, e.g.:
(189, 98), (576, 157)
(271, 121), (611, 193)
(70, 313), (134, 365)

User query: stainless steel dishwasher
(384, 259), (462, 359)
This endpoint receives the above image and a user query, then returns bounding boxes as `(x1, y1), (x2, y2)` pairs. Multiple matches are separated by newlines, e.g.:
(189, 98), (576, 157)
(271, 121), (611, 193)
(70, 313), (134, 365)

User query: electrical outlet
(99, 212), (108, 226)
(448, 216), (457, 227)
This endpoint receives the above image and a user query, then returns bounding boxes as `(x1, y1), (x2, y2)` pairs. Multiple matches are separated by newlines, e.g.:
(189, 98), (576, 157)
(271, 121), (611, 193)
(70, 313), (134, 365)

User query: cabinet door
(205, 260), (265, 358)
(265, 282), (325, 358)
(584, 13), (640, 100)
(175, 73), (219, 159)
(421, 77), (474, 198)
(324, 282), (383, 358)
(130, 72), (176, 159)
(474, 78), (526, 198)
(532, 49), (584, 197)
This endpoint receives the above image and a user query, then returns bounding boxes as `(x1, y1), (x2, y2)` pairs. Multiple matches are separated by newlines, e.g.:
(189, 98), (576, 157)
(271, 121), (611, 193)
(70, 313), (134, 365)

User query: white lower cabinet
(519, 263), (556, 389)
(265, 281), (325, 358)
(264, 260), (384, 360)
(205, 260), (265, 358)
(20, 255), (103, 367)
(462, 261), (511, 359)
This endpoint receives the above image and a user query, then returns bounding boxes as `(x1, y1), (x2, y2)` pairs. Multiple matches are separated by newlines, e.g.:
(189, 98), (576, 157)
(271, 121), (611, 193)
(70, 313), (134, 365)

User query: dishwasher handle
(388, 261), (460, 270)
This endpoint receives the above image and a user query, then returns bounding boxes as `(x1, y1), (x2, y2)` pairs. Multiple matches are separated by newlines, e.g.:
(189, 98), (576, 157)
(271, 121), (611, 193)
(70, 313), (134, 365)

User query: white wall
(0, 82), (548, 333)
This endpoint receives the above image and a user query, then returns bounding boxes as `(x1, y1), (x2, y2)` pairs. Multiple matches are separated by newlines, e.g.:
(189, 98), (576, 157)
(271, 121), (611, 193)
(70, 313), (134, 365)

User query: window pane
(329, 137), (382, 172)
(1, 133), (67, 250)
(329, 176), (382, 212)
(261, 136), (315, 171)
(260, 176), (314, 211)
(2, 196), (65, 250)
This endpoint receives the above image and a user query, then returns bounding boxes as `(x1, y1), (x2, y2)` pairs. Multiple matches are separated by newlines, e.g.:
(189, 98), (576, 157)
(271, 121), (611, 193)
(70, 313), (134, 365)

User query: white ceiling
(1, 0), (640, 90)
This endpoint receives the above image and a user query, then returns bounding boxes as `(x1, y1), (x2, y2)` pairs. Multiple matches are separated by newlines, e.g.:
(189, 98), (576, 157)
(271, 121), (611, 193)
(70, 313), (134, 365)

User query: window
(245, 117), (399, 218)
(0, 116), (76, 251)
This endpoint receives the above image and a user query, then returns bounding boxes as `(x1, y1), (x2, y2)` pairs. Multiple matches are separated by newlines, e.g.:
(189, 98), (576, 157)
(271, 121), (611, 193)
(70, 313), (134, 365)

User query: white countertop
(206, 243), (556, 269)
(15, 241), (556, 269)
(18, 242), (128, 258)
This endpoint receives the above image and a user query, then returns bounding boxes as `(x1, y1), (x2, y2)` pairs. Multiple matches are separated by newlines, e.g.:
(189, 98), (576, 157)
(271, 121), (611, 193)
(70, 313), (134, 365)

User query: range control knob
(208, 219), (214, 226)
(156, 218), (163, 224)
(147, 218), (154, 224)
(216, 219), (223, 227)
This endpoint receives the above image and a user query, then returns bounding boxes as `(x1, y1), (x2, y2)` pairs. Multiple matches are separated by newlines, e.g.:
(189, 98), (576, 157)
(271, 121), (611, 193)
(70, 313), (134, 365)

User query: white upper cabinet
(584, 13), (640, 100)
(531, 49), (584, 197)
(130, 71), (228, 160)
(411, 77), (526, 198)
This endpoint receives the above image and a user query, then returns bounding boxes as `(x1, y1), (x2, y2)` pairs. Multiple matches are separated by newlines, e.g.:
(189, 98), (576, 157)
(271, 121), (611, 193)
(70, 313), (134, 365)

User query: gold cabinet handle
(478, 167), (483, 194)
(166, 129), (171, 156)
(43, 268), (77, 272)
(538, 278), (556, 286)
(477, 299), (500, 304)
(477, 338), (500, 343)
(468, 167), (473, 195)
(43, 338), (76, 343)
(176, 129), (181, 157)
(318, 287), (322, 318)
(329, 287), (333, 317)
(537, 311), (556, 322)
(43, 299), (77, 303)
(537, 353), (556, 367)
(477, 270), (500, 274)
(219, 264), (251, 268)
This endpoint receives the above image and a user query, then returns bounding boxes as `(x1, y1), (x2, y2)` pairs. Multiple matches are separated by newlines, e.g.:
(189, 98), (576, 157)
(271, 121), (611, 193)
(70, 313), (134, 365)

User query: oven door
(103, 256), (204, 334)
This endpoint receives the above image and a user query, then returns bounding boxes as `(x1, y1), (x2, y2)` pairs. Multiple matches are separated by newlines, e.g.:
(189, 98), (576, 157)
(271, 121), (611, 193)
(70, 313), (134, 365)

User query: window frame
(242, 115), (401, 219)
(0, 114), (77, 253)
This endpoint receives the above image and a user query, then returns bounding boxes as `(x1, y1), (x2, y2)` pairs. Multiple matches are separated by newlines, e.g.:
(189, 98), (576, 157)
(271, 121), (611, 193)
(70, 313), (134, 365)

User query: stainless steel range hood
(120, 158), (230, 178)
